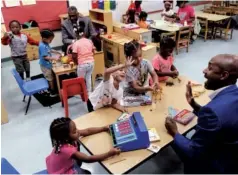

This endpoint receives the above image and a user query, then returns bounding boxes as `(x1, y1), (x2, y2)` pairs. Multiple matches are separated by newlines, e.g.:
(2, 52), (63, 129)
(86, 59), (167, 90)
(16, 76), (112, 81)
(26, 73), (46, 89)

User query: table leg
(55, 74), (61, 95)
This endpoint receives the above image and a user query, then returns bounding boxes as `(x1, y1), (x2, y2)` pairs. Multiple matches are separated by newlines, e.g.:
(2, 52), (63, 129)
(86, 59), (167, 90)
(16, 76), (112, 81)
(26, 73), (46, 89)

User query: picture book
(148, 128), (160, 142)
(173, 109), (195, 125)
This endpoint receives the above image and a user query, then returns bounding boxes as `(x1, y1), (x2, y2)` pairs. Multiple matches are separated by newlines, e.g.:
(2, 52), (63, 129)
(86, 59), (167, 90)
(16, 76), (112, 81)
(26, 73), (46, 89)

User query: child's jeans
(77, 62), (94, 93)
(12, 55), (30, 79)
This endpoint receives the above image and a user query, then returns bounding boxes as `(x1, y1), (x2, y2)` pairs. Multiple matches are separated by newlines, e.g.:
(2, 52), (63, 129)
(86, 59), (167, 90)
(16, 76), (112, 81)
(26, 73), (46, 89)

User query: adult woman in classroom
(127, 0), (142, 22)
(175, 0), (195, 26)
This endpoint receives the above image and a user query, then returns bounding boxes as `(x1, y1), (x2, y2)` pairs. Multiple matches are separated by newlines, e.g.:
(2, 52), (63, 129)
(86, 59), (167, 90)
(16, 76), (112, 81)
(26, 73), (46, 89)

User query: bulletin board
(1, 0), (68, 31)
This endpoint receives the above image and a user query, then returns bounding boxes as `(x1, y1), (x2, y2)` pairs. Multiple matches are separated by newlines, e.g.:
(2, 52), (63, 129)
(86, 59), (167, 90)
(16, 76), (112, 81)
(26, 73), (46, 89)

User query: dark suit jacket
(172, 85), (238, 173)
(61, 17), (96, 45)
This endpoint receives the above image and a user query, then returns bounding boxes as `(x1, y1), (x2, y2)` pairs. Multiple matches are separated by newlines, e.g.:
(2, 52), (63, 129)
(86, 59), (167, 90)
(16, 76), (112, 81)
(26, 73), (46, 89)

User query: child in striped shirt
(1, 20), (39, 80)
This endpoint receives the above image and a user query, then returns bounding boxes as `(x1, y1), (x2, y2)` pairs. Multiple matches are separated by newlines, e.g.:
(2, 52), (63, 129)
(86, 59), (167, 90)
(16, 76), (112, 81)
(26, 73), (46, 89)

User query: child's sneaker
(50, 91), (58, 97)
(25, 78), (31, 82)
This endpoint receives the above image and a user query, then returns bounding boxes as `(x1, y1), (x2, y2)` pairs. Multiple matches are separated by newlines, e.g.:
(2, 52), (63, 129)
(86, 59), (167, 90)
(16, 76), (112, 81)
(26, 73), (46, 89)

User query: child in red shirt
(1, 20), (39, 80)
(152, 37), (179, 82)
(176, 1), (195, 26)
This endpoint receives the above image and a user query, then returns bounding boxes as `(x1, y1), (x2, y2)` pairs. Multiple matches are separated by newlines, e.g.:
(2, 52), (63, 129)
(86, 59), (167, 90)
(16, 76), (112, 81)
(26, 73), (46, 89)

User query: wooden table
(196, 11), (230, 22)
(113, 22), (152, 43)
(74, 76), (211, 174)
(52, 51), (104, 94)
(150, 20), (182, 32)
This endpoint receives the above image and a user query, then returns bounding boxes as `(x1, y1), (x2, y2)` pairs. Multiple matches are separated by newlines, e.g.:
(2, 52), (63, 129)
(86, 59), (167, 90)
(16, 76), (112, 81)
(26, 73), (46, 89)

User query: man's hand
(165, 117), (178, 137)
(186, 81), (194, 105)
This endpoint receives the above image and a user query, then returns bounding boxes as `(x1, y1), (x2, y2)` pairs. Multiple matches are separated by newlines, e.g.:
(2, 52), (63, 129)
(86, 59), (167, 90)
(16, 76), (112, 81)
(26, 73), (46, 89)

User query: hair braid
(49, 117), (72, 154)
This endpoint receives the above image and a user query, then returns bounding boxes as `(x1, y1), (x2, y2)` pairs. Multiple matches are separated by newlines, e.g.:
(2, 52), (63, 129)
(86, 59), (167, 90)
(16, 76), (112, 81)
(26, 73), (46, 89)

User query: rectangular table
(150, 20), (181, 32)
(196, 11), (230, 22)
(52, 51), (104, 94)
(74, 76), (211, 174)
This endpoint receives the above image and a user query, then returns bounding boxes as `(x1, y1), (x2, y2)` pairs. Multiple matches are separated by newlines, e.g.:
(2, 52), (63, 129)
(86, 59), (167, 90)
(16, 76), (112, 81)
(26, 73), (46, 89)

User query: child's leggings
(12, 55), (30, 79)
(77, 62), (94, 94)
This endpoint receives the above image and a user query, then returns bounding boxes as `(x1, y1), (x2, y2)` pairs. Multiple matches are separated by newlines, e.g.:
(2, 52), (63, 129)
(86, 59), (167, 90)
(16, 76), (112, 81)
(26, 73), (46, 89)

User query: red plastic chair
(60, 77), (88, 117)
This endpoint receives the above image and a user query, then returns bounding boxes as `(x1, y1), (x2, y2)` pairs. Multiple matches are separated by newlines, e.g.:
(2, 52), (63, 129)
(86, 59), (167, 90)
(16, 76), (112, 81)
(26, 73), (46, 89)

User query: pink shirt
(177, 5), (195, 25)
(46, 144), (78, 174)
(152, 54), (174, 82)
(72, 38), (94, 65)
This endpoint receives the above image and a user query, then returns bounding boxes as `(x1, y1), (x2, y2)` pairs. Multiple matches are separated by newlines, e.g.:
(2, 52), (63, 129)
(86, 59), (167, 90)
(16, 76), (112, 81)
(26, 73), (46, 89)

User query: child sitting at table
(39, 29), (62, 97)
(138, 11), (149, 29)
(87, 58), (134, 113)
(151, 36), (179, 82)
(175, 0), (195, 26)
(1, 20), (39, 81)
(161, 1), (175, 21)
(124, 40), (159, 97)
(46, 117), (120, 174)
(72, 21), (95, 94)
(126, 9), (136, 24)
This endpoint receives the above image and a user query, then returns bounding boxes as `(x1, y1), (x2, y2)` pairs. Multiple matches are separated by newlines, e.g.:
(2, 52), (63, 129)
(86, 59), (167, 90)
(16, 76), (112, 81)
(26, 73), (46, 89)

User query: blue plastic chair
(1, 158), (20, 174)
(34, 169), (48, 174)
(11, 69), (49, 115)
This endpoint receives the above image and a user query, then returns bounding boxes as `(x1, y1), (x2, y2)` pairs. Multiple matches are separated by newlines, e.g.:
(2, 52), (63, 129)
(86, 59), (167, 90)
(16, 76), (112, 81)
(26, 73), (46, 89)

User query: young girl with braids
(72, 21), (96, 94)
(124, 40), (159, 97)
(39, 29), (62, 97)
(46, 117), (120, 174)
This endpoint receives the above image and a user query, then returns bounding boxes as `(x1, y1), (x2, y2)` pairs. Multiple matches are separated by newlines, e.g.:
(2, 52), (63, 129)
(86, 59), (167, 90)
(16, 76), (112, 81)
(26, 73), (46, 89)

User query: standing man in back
(165, 54), (238, 173)
(61, 6), (97, 53)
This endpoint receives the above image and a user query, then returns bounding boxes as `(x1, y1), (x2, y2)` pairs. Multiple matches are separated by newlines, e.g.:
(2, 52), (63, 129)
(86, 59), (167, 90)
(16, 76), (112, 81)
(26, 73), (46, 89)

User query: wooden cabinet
(92, 51), (105, 88)
(89, 9), (113, 34)
(21, 27), (41, 61)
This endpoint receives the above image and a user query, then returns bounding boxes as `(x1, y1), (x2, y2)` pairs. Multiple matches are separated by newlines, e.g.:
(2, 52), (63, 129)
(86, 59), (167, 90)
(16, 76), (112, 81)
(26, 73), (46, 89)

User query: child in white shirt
(87, 58), (134, 113)
(161, 1), (175, 21)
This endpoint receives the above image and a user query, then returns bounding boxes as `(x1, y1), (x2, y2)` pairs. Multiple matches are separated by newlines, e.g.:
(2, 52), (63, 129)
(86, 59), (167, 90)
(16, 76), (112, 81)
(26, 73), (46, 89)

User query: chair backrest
(178, 26), (191, 41)
(212, 1), (222, 7)
(1, 158), (20, 174)
(62, 77), (88, 101)
(197, 17), (208, 29)
(203, 9), (213, 14)
(11, 69), (27, 95)
(161, 32), (176, 41)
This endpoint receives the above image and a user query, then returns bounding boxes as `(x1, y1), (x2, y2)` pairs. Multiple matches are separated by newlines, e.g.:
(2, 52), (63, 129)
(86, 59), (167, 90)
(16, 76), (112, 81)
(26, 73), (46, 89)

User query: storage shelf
(91, 19), (105, 25)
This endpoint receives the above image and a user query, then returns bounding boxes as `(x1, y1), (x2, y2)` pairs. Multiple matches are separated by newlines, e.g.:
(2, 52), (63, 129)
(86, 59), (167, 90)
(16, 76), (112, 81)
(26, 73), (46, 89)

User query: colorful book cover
(117, 113), (131, 121)
(173, 109), (195, 125)
(148, 128), (160, 142)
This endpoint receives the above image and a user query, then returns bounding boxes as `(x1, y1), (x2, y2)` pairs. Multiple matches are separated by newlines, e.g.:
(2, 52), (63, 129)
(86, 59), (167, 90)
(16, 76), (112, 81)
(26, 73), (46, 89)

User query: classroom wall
(1, 1), (211, 60)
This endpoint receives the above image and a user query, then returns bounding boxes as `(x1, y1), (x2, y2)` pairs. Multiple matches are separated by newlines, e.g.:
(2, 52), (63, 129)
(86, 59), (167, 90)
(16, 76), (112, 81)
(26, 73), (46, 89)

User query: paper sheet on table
(22, 0), (36, 5)
(4, 0), (20, 7)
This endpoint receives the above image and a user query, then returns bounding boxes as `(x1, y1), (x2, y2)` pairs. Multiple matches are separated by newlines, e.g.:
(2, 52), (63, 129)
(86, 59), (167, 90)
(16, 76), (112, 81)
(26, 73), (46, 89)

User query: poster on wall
(4, 0), (20, 7)
(21, 0), (36, 6)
